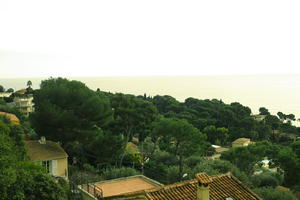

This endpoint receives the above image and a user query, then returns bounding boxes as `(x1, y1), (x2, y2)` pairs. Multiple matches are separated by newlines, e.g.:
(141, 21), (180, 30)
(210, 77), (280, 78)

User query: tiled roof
(15, 89), (27, 94)
(24, 140), (68, 161)
(196, 173), (213, 184)
(0, 112), (20, 125)
(232, 138), (250, 144)
(144, 173), (262, 200)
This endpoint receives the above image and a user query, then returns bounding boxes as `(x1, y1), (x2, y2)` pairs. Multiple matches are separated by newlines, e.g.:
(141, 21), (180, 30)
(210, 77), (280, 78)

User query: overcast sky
(0, 0), (300, 78)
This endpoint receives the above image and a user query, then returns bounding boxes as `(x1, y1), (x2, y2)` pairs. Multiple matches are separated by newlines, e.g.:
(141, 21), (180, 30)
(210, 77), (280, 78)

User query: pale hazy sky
(0, 0), (300, 78)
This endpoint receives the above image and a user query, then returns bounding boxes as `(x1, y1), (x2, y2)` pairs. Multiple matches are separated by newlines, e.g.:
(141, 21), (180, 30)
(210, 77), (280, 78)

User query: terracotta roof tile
(145, 174), (262, 200)
(195, 173), (213, 184)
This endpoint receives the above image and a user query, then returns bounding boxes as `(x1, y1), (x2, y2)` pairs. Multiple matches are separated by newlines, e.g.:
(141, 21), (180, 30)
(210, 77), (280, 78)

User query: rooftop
(82, 175), (162, 198)
(215, 147), (230, 154)
(24, 139), (68, 161)
(15, 89), (27, 94)
(144, 173), (261, 200)
(0, 111), (20, 125)
(232, 138), (251, 144)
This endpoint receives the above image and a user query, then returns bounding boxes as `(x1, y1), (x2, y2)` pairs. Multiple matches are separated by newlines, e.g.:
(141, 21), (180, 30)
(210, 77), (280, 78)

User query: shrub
(254, 187), (298, 200)
(101, 167), (140, 180)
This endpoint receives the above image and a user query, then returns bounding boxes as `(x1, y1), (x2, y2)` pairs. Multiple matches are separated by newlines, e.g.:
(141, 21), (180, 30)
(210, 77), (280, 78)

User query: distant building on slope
(24, 137), (68, 180)
(252, 114), (267, 122)
(7, 94), (34, 116)
(206, 145), (229, 160)
(0, 92), (13, 98)
(232, 138), (252, 147)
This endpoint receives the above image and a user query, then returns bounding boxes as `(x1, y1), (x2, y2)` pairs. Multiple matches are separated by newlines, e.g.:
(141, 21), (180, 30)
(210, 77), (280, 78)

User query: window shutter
(51, 160), (58, 175)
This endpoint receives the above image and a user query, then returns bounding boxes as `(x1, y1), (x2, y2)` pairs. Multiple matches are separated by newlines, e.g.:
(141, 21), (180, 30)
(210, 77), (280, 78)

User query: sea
(1, 75), (299, 127)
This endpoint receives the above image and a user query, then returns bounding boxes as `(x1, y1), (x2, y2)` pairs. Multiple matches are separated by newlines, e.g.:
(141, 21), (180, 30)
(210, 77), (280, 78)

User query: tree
(0, 132), (17, 199)
(30, 78), (120, 166)
(10, 162), (69, 200)
(251, 172), (283, 188)
(109, 93), (158, 166)
(0, 85), (4, 92)
(221, 141), (277, 174)
(101, 167), (140, 180)
(274, 146), (300, 186)
(152, 118), (207, 179)
(265, 115), (280, 130)
(110, 93), (158, 142)
(31, 78), (113, 143)
(202, 125), (229, 145)
(277, 112), (286, 120)
(6, 88), (14, 93)
(27, 80), (32, 88)
(221, 146), (259, 174)
(254, 187), (298, 200)
(259, 107), (270, 115)
(286, 114), (296, 121)
(152, 95), (182, 114)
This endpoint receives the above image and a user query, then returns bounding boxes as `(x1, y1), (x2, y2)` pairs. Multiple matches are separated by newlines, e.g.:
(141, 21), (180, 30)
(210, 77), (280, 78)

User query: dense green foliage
(31, 78), (123, 166)
(0, 117), (70, 200)
(152, 117), (207, 179)
(3, 77), (300, 199)
(254, 187), (298, 200)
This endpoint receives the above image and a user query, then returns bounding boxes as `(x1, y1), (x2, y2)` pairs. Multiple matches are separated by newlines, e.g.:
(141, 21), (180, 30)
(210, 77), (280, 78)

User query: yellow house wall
(56, 157), (68, 178)
(35, 157), (68, 179)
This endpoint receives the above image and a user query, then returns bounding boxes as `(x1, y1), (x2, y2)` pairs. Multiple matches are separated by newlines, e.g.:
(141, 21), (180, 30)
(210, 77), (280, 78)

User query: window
(42, 160), (52, 173)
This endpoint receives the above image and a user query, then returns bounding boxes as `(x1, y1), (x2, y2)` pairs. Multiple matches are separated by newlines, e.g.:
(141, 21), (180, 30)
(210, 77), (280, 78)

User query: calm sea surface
(1, 75), (299, 126)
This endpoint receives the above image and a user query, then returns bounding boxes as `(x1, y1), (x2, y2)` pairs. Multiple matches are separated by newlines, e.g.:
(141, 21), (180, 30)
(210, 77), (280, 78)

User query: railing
(81, 184), (103, 199)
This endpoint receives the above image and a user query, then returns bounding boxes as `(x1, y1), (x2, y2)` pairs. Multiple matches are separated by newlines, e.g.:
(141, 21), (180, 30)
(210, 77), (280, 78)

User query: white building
(8, 96), (34, 116)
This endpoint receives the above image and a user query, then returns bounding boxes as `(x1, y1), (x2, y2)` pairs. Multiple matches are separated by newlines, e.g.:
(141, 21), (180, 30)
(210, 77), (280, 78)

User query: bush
(101, 167), (140, 180)
(251, 172), (283, 188)
(184, 156), (203, 168)
(254, 187), (298, 200)
(68, 165), (102, 185)
(165, 166), (180, 184)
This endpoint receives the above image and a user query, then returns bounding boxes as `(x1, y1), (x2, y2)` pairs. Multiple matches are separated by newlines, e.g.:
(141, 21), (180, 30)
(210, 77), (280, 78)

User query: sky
(0, 0), (300, 78)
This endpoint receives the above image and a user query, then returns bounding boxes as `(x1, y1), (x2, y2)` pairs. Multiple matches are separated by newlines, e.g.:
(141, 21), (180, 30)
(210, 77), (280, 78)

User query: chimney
(39, 136), (46, 144)
(195, 173), (212, 200)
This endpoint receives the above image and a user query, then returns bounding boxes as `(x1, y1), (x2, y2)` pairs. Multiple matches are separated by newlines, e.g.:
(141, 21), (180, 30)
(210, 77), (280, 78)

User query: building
(110, 173), (262, 200)
(0, 111), (20, 125)
(205, 145), (229, 160)
(79, 175), (162, 200)
(252, 114), (266, 122)
(24, 137), (68, 179)
(10, 95), (34, 116)
(232, 138), (251, 147)
(207, 145), (230, 160)
(0, 92), (12, 98)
